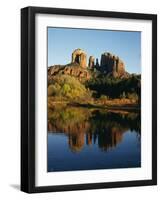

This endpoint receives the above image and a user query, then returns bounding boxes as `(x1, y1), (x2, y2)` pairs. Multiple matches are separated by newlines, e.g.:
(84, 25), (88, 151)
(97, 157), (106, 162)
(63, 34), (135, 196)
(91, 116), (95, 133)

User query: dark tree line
(86, 74), (141, 103)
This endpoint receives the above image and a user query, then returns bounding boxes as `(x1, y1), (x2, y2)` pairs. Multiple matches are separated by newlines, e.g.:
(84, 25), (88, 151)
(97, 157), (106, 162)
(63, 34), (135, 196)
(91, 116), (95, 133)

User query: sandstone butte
(48, 48), (130, 81)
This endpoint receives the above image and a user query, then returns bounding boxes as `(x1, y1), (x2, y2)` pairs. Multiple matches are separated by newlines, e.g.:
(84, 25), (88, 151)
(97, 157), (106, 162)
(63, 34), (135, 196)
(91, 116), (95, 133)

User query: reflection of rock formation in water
(66, 126), (125, 152)
(68, 132), (94, 152)
(97, 127), (124, 151)
(86, 133), (93, 145)
(68, 132), (85, 152)
(48, 107), (141, 152)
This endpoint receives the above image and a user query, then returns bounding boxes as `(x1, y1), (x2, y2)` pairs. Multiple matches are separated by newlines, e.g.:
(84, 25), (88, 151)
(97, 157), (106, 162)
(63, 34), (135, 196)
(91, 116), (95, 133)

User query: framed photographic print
(21, 6), (157, 193)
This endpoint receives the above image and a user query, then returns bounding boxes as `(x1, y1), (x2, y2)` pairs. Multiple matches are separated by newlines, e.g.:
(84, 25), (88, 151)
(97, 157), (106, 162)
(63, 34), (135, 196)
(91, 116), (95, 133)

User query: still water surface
(48, 107), (141, 172)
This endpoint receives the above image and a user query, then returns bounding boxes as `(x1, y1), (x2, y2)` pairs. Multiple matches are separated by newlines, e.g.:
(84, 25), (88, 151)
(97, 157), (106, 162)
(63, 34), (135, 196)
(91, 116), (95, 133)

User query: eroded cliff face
(71, 48), (87, 68)
(48, 49), (130, 81)
(48, 63), (91, 83)
(100, 52), (127, 78)
(88, 56), (95, 68)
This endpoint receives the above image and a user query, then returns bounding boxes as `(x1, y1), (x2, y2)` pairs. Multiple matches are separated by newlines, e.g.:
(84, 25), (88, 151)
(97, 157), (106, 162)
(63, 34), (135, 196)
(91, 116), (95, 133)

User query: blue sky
(48, 27), (141, 74)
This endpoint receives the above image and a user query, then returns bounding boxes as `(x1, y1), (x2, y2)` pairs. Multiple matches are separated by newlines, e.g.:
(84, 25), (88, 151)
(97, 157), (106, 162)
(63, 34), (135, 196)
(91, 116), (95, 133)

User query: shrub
(127, 93), (139, 103)
(47, 83), (61, 96)
(48, 75), (91, 101)
(99, 95), (109, 104)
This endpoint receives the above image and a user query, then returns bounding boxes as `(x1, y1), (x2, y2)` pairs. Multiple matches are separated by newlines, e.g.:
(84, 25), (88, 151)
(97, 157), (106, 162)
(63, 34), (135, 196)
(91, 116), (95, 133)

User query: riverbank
(68, 102), (140, 112)
(48, 97), (140, 112)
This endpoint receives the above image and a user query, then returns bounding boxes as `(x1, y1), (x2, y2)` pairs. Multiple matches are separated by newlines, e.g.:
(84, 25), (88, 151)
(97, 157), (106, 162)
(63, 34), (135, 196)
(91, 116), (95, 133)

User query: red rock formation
(48, 64), (91, 82)
(48, 49), (129, 81)
(100, 52), (126, 77)
(88, 56), (95, 68)
(72, 49), (87, 68)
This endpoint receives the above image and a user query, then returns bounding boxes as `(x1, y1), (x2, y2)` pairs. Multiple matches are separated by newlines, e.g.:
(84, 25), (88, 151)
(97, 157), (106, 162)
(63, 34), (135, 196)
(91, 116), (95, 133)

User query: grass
(48, 96), (140, 112)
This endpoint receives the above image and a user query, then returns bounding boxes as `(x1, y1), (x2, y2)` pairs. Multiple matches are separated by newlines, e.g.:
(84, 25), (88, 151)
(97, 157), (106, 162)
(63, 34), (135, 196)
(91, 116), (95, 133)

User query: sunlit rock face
(48, 49), (92, 82)
(71, 48), (87, 68)
(100, 52), (126, 78)
(88, 56), (95, 68)
(48, 64), (91, 82)
(48, 49), (130, 80)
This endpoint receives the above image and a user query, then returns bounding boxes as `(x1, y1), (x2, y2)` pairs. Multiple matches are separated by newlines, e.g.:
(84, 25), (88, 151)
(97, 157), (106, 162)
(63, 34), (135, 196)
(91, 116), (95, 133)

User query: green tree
(48, 75), (91, 101)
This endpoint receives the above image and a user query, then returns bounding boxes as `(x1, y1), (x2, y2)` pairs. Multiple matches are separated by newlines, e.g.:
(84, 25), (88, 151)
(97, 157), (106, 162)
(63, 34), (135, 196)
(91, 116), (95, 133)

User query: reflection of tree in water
(48, 106), (141, 152)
